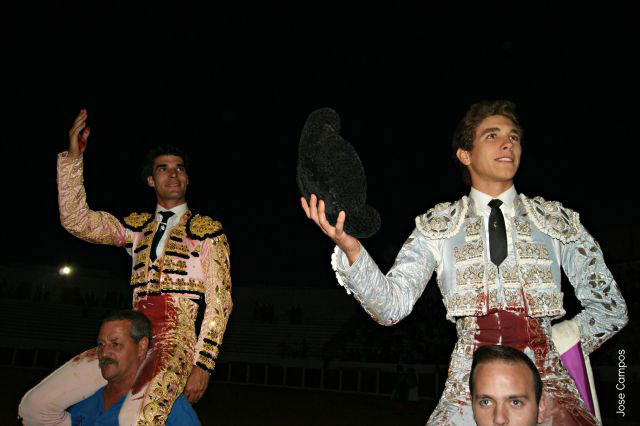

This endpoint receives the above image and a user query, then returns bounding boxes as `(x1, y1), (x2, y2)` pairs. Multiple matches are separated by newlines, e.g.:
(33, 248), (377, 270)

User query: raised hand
(300, 194), (361, 265)
(68, 109), (90, 158)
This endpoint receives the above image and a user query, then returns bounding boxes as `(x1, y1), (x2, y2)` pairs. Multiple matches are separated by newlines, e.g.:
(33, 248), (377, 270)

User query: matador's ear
(456, 148), (471, 166)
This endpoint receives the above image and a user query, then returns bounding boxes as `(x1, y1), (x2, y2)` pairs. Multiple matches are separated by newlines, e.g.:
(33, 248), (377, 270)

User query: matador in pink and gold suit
(19, 151), (232, 426)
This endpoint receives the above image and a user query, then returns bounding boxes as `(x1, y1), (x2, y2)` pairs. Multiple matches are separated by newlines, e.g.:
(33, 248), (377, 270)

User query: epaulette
(186, 213), (224, 240)
(415, 196), (468, 239)
(122, 212), (154, 232)
(519, 194), (580, 243)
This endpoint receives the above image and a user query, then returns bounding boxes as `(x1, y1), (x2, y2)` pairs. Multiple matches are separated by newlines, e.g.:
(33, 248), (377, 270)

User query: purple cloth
(559, 342), (594, 414)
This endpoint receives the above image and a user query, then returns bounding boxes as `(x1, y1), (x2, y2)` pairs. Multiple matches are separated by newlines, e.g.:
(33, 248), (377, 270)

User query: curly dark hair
(141, 144), (190, 182)
(452, 100), (522, 185)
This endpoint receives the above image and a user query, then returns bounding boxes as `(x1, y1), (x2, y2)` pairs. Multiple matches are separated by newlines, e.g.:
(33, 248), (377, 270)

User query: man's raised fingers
(335, 211), (346, 234)
(308, 194), (320, 223)
(69, 121), (86, 136)
(300, 197), (311, 218)
(72, 110), (87, 125)
(317, 200), (335, 232)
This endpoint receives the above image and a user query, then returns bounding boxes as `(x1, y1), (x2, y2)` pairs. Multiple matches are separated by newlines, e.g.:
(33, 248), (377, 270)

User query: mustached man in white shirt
(301, 100), (627, 425)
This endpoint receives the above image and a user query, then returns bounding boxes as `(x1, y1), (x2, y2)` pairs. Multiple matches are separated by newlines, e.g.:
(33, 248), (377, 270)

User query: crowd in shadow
(278, 337), (308, 359)
(3, 260), (639, 369)
(0, 277), (129, 310)
(391, 365), (420, 415)
(253, 302), (305, 325)
(253, 302), (275, 323)
(325, 289), (456, 365)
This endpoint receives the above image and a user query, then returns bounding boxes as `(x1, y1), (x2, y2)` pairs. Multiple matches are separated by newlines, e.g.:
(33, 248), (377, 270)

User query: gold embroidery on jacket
(195, 235), (232, 371)
(138, 297), (197, 426)
(125, 213), (231, 373)
(125, 212), (153, 229)
(159, 277), (205, 293)
(162, 257), (188, 272)
(166, 240), (190, 256)
(189, 215), (222, 238)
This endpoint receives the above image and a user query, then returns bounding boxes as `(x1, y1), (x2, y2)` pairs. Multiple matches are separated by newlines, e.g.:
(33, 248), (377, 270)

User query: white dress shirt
(416, 185), (518, 279)
(469, 185), (518, 251)
(153, 203), (188, 259)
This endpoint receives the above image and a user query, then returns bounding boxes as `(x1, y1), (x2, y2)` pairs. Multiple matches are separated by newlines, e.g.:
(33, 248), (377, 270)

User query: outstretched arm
(300, 194), (439, 325)
(57, 110), (127, 246)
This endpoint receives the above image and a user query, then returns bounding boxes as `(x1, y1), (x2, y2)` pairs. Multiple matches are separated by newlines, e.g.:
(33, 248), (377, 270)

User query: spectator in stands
(21, 310), (200, 425)
(253, 302), (260, 320)
(267, 303), (275, 322)
(295, 305), (304, 323)
(406, 367), (420, 412)
(301, 337), (308, 358)
(288, 305), (304, 324)
(278, 339), (289, 358)
(469, 345), (545, 426)
(391, 364), (409, 415)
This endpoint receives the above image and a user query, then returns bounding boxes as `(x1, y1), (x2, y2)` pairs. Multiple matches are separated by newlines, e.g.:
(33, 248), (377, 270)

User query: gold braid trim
(124, 212), (154, 231)
(195, 234), (232, 372)
(187, 214), (223, 240)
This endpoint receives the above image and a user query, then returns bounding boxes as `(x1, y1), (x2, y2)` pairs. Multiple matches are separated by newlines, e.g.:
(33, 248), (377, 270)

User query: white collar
(469, 186), (517, 216)
(155, 203), (188, 222)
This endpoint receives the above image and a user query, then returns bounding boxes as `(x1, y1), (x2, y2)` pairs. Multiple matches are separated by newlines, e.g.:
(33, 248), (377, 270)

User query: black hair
(141, 144), (190, 182)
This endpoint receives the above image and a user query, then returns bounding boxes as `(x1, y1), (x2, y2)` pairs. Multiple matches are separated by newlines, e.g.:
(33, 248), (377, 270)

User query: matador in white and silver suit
(301, 100), (627, 425)
(332, 187), (627, 424)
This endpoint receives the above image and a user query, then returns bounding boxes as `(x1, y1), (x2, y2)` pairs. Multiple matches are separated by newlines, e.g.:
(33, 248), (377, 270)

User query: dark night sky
(3, 3), (639, 287)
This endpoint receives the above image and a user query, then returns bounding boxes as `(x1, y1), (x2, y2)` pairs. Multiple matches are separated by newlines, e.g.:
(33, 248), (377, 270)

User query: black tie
(488, 199), (507, 267)
(150, 211), (175, 262)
